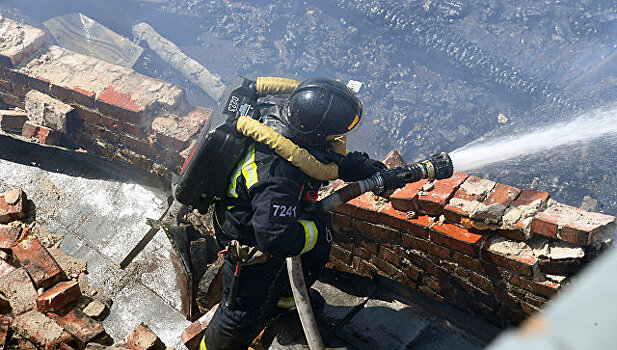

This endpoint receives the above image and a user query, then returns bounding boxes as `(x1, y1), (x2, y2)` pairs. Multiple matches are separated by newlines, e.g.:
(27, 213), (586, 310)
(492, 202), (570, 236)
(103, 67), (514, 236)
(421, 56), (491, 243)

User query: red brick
(504, 272), (560, 298)
(407, 235), (451, 259)
(511, 189), (550, 208)
(119, 134), (158, 158)
(14, 336), (38, 350)
(443, 176), (494, 223)
(430, 222), (483, 257)
(12, 235), (64, 288)
(0, 223), (24, 247)
(330, 212), (351, 228)
(379, 245), (402, 266)
(0, 78), (13, 93)
(469, 272), (494, 293)
(403, 263), (422, 281)
(152, 106), (211, 152)
(71, 88), (96, 108)
(378, 203), (432, 238)
(329, 245), (353, 265)
(82, 122), (119, 143)
(370, 255), (406, 282)
(0, 109), (28, 132)
(0, 316), (9, 348)
(28, 76), (51, 94)
(37, 280), (81, 313)
(12, 310), (73, 350)
(0, 268), (37, 314)
(425, 276), (455, 299)
(472, 183), (521, 223)
(21, 121), (62, 145)
(59, 343), (77, 350)
(451, 251), (482, 271)
(96, 86), (145, 125)
(0, 188), (27, 223)
(0, 91), (23, 108)
(381, 149), (407, 168)
(334, 193), (383, 223)
(389, 179), (428, 212)
(52, 308), (108, 349)
(77, 107), (102, 125)
(482, 237), (538, 277)
(352, 256), (377, 277)
(122, 121), (147, 139)
(530, 203), (615, 245)
(182, 305), (219, 350)
(416, 173), (468, 215)
(49, 84), (74, 103)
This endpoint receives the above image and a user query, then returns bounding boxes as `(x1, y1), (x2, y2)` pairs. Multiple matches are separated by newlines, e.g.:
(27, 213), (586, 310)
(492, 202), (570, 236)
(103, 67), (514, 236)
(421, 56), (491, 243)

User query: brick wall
(0, 16), (210, 177)
(322, 151), (616, 327)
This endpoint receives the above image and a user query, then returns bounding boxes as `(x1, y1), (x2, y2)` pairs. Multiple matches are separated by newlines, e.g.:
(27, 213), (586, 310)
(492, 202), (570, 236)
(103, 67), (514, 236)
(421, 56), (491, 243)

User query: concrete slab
(0, 134), (191, 347)
(338, 299), (429, 349)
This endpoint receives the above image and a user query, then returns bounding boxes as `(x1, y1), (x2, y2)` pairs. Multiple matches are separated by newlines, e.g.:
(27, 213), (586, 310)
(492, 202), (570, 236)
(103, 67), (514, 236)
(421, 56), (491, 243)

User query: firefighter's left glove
(338, 151), (387, 182)
(227, 240), (268, 266)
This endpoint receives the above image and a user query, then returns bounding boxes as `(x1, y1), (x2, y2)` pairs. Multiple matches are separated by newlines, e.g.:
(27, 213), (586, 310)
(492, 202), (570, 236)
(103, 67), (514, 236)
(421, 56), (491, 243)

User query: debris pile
(0, 188), (167, 349)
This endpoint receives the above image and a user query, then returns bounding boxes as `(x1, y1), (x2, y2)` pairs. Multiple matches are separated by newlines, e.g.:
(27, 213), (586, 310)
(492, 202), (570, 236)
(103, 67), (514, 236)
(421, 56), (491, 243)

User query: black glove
(338, 151), (387, 182)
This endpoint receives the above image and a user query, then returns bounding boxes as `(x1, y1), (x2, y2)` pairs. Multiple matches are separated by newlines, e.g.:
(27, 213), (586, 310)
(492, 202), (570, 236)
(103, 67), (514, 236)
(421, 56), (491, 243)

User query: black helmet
(284, 77), (363, 145)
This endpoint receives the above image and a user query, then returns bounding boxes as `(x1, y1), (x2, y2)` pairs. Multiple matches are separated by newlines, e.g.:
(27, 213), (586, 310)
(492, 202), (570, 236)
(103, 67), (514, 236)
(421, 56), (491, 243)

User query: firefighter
(201, 77), (386, 350)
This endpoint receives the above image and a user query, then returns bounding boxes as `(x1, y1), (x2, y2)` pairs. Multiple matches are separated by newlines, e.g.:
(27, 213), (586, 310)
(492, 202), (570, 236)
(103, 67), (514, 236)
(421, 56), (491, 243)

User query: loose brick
(389, 179), (428, 212)
(403, 263), (422, 281)
(0, 223), (24, 247)
(152, 106), (211, 152)
(0, 316), (9, 348)
(472, 183), (521, 224)
(482, 237), (538, 277)
(416, 173), (468, 215)
(12, 310), (73, 350)
(0, 189), (27, 223)
(500, 189), (550, 239)
(22, 121), (62, 145)
(0, 109), (28, 132)
(530, 202), (615, 245)
(12, 235), (64, 288)
(25, 90), (75, 133)
(182, 305), (219, 350)
(0, 18), (47, 67)
(0, 268), (38, 314)
(52, 308), (109, 349)
(443, 176), (495, 223)
(430, 222), (483, 257)
(37, 280), (81, 313)
(451, 251), (482, 271)
(469, 272), (494, 293)
(378, 203), (432, 238)
(381, 149), (407, 168)
(370, 255), (406, 282)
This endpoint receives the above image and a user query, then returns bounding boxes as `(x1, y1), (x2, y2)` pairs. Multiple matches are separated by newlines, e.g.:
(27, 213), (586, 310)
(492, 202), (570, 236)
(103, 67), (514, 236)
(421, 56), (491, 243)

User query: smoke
(450, 104), (617, 172)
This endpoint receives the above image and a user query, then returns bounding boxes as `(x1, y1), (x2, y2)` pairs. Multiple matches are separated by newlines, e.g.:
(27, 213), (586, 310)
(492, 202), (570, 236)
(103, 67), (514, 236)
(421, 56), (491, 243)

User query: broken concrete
(0, 15), (48, 67)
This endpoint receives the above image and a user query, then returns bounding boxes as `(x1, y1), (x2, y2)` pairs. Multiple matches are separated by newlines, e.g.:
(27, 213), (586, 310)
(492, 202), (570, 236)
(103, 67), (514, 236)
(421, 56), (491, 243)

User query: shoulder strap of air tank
(255, 77), (300, 96)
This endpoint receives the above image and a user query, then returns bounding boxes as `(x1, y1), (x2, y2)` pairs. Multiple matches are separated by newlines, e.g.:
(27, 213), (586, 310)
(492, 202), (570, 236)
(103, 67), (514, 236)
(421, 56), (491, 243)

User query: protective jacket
(203, 94), (335, 350)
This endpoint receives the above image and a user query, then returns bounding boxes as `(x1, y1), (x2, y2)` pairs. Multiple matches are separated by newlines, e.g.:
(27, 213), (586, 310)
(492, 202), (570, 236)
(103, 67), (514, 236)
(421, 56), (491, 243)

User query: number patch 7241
(269, 201), (298, 222)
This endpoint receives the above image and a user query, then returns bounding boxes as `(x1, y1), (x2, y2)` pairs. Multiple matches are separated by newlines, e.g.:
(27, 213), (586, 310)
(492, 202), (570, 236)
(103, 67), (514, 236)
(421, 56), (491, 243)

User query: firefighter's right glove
(338, 151), (387, 182)
(227, 240), (268, 266)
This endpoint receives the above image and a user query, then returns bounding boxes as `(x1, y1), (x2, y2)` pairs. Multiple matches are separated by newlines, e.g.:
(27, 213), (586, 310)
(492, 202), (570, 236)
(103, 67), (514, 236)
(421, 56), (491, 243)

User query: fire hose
(287, 152), (453, 349)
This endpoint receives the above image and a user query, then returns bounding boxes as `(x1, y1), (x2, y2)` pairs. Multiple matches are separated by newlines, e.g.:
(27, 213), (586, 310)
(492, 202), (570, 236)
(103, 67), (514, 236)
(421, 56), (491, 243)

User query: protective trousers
(202, 230), (330, 350)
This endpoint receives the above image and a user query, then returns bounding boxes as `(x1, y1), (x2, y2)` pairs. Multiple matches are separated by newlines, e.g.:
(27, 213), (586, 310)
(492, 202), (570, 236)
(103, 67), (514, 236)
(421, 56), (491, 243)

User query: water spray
(449, 105), (617, 172)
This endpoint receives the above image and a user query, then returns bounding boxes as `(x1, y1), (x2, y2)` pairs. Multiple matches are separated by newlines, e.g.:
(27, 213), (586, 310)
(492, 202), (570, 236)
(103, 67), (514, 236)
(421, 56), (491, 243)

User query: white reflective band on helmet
(277, 296), (296, 309)
(298, 219), (318, 254)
